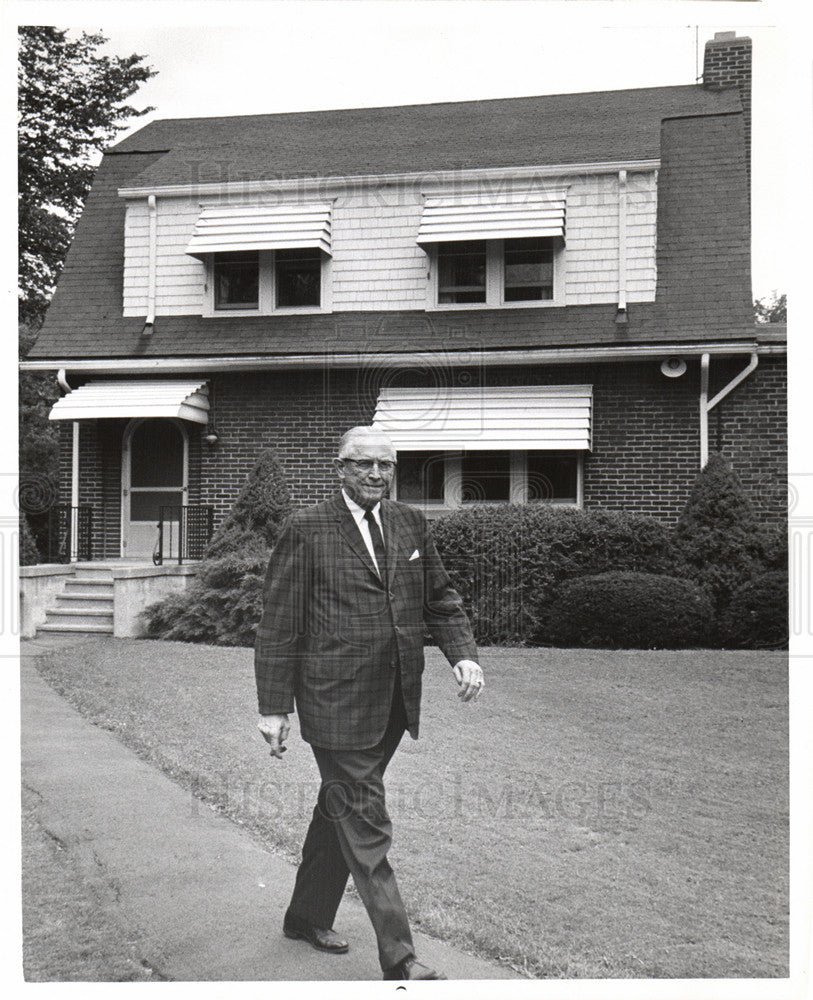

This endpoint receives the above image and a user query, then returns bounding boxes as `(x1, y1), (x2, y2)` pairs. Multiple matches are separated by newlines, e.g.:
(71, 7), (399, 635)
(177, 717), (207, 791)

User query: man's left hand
(452, 659), (484, 701)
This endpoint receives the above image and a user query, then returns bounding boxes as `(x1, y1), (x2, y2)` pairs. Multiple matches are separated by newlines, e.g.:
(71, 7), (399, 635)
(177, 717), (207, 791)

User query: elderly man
(255, 426), (483, 981)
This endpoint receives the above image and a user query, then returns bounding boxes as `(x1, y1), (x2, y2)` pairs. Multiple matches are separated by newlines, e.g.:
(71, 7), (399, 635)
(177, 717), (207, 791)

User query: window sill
(427, 298), (564, 312)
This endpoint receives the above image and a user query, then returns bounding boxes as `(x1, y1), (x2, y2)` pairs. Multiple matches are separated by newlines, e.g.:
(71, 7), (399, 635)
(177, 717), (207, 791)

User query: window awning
(185, 204), (332, 259)
(49, 380), (210, 424)
(373, 385), (592, 451)
(416, 193), (566, 246)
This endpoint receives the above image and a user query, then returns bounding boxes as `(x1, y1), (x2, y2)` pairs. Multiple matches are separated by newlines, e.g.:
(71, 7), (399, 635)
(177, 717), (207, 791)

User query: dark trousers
(286, 672), (414, 971)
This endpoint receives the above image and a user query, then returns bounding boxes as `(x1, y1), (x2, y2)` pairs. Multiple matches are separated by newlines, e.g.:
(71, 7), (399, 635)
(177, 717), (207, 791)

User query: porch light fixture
(204, 429), (219, 446)
(660, 357), (687, 378)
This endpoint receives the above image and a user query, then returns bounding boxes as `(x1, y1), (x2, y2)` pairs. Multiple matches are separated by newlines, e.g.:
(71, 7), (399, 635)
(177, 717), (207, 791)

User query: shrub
(144, 450), (293, 646)
(674, 453), (766, 613)
(19, 514), (40, 566)
(719, 571), (789, 649)
(431, 505), (681, 645)
(545, 572), (714, 649)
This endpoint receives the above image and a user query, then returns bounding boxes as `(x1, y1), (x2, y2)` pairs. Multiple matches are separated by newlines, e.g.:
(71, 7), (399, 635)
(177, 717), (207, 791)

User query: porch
(19, 559), (199, 640)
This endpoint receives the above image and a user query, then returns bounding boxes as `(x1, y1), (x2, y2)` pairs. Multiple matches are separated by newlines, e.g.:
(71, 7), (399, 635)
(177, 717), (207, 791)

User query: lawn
(32, 639), (788, 979)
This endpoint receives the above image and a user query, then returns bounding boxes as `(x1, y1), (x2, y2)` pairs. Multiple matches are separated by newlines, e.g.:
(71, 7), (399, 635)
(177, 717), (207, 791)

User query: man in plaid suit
(255, 426), (483, 981)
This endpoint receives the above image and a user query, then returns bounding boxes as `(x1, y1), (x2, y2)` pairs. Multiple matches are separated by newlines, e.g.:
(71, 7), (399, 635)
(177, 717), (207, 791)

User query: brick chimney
(702, 31), (752, 187)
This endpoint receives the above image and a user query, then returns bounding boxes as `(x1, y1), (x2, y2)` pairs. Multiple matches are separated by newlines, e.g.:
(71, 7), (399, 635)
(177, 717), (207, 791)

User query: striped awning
(373, 385), (592, 451)
(185, 204), (332, 258)
(49, 380), (210, 424)
(416, 193), (566, 246)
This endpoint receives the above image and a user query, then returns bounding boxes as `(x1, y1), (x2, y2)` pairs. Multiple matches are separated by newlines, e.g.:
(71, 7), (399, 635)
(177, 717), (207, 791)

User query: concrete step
(65, 577), (113, 590)
(57, 590), (114, 602)
(37, 622), (114, 635)
(71, 566), (114, 582)
(42, 607), (114, 629)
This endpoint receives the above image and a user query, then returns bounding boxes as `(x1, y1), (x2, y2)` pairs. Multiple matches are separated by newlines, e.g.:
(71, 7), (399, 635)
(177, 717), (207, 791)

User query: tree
(18, 28), (156, 558)
(754, 291), (786, 325)
(18, 26), (156, 324)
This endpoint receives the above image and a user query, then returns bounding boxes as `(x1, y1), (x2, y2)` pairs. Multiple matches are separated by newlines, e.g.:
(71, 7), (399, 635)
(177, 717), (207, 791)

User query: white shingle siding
(121, 171), (657, 316)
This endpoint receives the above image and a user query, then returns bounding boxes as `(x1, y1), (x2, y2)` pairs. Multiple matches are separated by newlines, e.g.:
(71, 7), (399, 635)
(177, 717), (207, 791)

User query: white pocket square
(409, 549), (420, 561)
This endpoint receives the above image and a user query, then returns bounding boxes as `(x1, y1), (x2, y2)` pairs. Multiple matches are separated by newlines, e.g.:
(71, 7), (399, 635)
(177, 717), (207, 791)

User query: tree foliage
(18, 26), (156, 324)
(754, 291), (786, 325)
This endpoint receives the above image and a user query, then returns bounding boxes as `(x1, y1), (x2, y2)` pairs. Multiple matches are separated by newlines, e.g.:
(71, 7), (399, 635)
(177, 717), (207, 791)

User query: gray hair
(337, 426), (395, 459)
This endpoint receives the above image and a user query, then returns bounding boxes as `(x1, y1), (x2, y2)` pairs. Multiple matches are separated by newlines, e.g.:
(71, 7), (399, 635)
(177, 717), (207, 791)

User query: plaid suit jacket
(254, 494), (478, 750)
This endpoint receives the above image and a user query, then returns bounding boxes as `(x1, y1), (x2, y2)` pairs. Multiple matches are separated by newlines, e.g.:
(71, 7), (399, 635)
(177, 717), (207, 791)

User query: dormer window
(186, 203), (332, 316)
(276, 248), (321, 308)
(418, 193), (566, 309)
(437, 240), (487, 304)
(504, 237), (554, 301)
(213, 252), (260, 310)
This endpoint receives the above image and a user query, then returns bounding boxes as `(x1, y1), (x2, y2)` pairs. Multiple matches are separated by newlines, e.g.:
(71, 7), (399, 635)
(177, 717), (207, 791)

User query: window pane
(397, 452), (444, 502)
(214, 252), (259, 308)
(130, 491), (183, 522)
(438, 240), (486, 304)
(131, 420), (183, 488)
(461, 451), (510, 502)
(526, 452), (578, 502)
(504, 237), (554, 301)
(276, 248), (321, 307)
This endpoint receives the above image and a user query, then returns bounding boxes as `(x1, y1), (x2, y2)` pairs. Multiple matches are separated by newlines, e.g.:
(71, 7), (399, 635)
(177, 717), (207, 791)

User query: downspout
(143, 194), (157, 336)
(699, 351), (759, 468)
(57, 369), (80, 561)
(617, 169), (628, 315)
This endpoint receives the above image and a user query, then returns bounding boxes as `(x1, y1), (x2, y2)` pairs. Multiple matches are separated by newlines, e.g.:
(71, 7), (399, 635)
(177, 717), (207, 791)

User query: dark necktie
(364, 508), (387, 580)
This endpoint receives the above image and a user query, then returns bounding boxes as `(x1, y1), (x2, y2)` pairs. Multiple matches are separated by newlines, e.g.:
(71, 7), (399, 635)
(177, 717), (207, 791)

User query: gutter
(117, 158), (661, 200)
(20, 341), (784, 376)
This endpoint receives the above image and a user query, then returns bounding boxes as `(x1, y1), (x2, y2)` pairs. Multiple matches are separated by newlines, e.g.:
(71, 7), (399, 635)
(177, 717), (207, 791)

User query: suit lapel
(331, 494), (382, 582)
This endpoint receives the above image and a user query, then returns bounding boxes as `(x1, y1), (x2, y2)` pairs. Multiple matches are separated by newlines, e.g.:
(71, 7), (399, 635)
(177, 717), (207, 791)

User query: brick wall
(197, 356), (786, 530)
(57, 355), (786, 557)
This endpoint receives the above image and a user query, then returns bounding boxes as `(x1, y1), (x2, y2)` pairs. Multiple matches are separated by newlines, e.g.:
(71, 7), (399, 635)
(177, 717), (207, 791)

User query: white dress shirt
(341, 489), (384, 574)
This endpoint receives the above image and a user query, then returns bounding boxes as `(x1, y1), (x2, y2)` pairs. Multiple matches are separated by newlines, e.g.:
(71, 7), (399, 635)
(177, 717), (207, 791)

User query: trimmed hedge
(19, 514), (40, 566)
(719, 571), (789, 649)
(545, 572), (714, 649)
(431, 505), (681, 645)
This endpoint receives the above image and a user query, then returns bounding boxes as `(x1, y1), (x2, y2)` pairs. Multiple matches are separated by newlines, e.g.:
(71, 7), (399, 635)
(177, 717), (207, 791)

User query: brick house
(23, 31), (786, 571)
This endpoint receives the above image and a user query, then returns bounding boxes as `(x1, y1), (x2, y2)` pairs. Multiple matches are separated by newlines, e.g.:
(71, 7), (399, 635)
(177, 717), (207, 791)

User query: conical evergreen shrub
(143, 449), (293, 646)
(674, 452), (764, 614)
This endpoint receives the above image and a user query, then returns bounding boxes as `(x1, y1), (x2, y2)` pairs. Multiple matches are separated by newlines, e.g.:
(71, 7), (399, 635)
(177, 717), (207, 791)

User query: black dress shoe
(383, 955), (447, 980)
(283, 919), (349, 954)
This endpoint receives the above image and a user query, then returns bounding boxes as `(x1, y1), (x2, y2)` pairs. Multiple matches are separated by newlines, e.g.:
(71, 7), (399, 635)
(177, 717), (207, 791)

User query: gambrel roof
(112, 85), (740, 186)
(29, 84), (756, 362)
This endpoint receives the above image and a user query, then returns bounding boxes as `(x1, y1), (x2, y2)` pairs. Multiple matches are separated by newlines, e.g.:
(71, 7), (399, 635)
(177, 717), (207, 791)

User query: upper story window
(437, 241), (487, 304)
(433, 238), (559, 307)
(418, 193), (566, 309)
(503, 237), (554, 301)
(276, 248), (322, 308)
(186, 203), (333, 316)
(214, 252), (260, 310)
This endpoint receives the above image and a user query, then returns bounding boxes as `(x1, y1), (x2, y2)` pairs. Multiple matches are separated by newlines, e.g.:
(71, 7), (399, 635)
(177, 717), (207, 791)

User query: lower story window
(394, 450), (581, 508)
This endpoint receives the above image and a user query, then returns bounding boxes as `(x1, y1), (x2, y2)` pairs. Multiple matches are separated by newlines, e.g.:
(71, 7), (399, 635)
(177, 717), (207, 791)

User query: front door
(122, 419), (188, 558)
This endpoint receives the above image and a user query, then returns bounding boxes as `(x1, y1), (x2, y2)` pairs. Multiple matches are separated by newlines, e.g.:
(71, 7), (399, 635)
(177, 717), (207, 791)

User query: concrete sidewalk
(21, 636), (519, 982)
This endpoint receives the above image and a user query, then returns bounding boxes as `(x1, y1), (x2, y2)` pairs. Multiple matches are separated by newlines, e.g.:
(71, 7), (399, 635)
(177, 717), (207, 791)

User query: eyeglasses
(341, 459), (397, 473)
